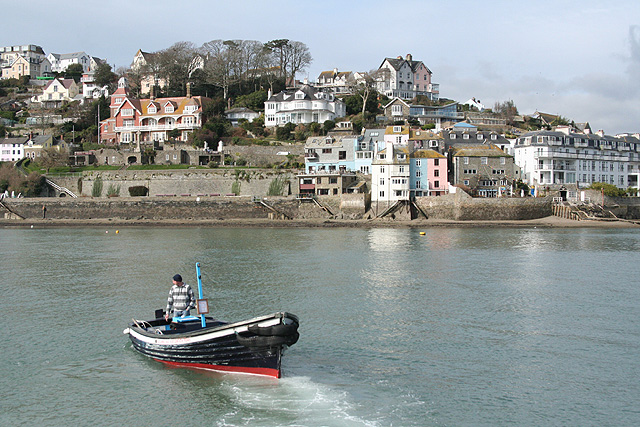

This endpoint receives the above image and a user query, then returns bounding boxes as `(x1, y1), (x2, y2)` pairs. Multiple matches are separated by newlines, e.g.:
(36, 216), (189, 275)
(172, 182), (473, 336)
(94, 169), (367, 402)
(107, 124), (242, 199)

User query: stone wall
(47, 169), (298, 198)
(415, 191), (553, 220)
(4, 197), (300, 220)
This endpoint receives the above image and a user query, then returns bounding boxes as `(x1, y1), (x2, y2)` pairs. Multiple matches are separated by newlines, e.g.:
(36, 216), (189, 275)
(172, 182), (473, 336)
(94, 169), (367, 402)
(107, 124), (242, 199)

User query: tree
(94, 62), (117, 88)
(346, 70), (381, 115)
(201, 40), (242, 99)
(283, 41), (312, 84)
(64, 63), (84, 82)
(39, 147), (67, 173)
(493, 100), (519, 125)
(156, 41), (198, 96)
(264, 39), (290, 82)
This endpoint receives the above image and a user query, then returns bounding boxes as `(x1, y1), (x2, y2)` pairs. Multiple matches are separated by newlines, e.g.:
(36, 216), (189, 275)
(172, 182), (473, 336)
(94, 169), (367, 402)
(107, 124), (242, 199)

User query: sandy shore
(1, 216), (639, 229)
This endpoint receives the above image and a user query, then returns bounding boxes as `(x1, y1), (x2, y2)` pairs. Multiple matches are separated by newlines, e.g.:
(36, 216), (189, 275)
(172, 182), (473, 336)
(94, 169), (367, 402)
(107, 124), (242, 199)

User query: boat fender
(247, 323), (298, 337)
(235, 332), (299, 348)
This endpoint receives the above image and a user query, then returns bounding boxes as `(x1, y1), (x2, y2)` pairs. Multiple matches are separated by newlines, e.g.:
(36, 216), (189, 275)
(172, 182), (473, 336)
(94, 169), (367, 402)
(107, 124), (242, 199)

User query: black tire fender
(247, 323), (298, 337)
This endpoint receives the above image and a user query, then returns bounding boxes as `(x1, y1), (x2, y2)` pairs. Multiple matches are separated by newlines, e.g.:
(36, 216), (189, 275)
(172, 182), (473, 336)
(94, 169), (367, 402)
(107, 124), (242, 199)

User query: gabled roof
(383, 97), (410, 109)
(380, 57), (432, 74)
(44, 78), (76, 91)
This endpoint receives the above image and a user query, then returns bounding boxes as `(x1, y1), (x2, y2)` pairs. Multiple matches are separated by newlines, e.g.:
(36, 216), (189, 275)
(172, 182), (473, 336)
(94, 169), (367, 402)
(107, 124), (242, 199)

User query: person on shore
(164, 274), (196, 321)
(42, 204), (46, 219)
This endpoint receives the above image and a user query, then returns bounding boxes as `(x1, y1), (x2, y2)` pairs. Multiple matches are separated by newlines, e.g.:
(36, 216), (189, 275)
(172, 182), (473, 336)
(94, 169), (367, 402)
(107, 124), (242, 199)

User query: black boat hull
(125, 312), (299, 378)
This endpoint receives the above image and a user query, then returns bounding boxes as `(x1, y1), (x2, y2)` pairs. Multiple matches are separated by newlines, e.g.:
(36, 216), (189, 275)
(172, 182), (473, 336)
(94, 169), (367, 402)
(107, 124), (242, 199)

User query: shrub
(128, 185), (148, 196)
(106, 184), (121, 197)
(91, 176), (103, 197)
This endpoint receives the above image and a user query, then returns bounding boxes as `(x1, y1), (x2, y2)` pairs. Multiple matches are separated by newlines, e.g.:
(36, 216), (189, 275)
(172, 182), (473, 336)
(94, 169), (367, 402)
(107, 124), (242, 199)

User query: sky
(5, 0), (640, 135)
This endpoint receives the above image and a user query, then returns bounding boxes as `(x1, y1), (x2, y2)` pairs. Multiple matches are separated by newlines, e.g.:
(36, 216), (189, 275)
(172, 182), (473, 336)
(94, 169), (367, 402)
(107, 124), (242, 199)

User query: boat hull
(125, 312), (299, 378)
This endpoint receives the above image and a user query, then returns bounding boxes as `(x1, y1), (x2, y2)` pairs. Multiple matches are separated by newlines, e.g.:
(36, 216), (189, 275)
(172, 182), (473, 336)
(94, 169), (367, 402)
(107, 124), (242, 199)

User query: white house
(81, 72), (109, 100)
(47, 51), (93, 73)
(225, 107), (260, 126)
(376, 54), (439, 101)
(0, 136), (27, 162)
(264, 85), (346, 127)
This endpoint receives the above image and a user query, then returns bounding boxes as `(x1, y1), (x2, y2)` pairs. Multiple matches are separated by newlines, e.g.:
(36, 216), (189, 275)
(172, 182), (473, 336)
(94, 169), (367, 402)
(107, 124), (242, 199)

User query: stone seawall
(4, 197), (300, 220)
(48, 169), (298, 199)
(3, 193), (556, 222)
(416, 191), (552, 220)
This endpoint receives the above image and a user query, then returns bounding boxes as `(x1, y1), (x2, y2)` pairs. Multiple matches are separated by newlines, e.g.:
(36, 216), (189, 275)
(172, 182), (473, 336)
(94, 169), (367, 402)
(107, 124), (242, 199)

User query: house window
(148, 106), (156, 113)
(339, 151), (346, 160)
(165, 105), (174, 113)
(392, 105), (402, 115)
(450, 133), (456, 139)
(295, 92), (304, 99)
(434, 169), (439, 177)
(393, 126), (402, 133)
(380, 166), (385, 173)
(416, 170), (421, 177)
(434, 159), (439, 166)
(434, 180), (440, 188)
(330, 177), (338, 184)
(183, 116), (194, 125)
(380, 191), (385, 197)
(464, 180), (469, 185)
(416, 180), (421, 188)
(380, 178), (385, 185)
(322, 148), (332, 154)
(481, 157), (488, 165)
(500, 157), (506, 165)
(399, 166), (405, 173)
(122, 108), (133, 116)
(416, 160), (421, 166)
(463, 157), (469, 164)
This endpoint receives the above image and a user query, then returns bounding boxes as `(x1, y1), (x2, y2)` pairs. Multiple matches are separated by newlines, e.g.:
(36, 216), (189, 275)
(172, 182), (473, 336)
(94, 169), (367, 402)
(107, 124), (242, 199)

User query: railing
(114, 123), (198, 132)
(45, 178), (78, 198)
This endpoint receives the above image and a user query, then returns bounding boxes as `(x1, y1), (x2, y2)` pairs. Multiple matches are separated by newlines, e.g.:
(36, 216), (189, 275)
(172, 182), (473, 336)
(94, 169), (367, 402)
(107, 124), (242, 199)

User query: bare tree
(283, 41), (312, 85)
(40, 147), (67, 173)
(347, 69), (386, 115)
(200, 40), (242, 99)
(156, 41), (198, 95)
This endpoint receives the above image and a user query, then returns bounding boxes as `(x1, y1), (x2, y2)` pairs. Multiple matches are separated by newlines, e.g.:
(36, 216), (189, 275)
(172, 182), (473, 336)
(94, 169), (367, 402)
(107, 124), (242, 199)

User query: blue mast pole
(196, 262), (206, 327)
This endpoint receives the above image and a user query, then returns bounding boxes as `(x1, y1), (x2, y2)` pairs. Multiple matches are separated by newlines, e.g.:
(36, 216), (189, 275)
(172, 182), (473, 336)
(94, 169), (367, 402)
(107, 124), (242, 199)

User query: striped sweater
(166, 283), (195, 313)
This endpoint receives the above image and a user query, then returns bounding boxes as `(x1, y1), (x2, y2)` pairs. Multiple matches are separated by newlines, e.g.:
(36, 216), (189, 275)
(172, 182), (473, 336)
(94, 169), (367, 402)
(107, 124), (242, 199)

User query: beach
(2, 215), (638, 228)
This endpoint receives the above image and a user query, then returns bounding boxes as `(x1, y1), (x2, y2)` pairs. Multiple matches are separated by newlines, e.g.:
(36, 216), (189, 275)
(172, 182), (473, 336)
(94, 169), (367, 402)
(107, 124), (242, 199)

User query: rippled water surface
(1, 226), (639, 426)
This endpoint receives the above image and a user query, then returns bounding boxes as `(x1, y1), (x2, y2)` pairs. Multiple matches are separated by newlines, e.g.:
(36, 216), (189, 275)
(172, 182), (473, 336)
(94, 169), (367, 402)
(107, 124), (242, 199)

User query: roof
(139, 96), (205, 115)
(380, 57), (432, 74)
(44, 78), (76, 90)
(452, 144), (510, 157)
(412, 149), (445, 159)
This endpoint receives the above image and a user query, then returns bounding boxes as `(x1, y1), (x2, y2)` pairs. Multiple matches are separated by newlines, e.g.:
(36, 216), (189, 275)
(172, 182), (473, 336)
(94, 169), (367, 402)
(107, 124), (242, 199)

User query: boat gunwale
(128, 311), (298, 341)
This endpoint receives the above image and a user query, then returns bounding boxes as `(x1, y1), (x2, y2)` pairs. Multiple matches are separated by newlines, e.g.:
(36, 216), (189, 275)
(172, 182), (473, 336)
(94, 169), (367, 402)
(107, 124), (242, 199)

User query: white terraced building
(514, 127), (640, 191)
(264, 85), (346, 127)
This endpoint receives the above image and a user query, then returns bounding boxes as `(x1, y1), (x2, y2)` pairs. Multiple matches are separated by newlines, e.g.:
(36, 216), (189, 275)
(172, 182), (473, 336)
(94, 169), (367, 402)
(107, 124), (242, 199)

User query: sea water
(1, 226), (639, 426)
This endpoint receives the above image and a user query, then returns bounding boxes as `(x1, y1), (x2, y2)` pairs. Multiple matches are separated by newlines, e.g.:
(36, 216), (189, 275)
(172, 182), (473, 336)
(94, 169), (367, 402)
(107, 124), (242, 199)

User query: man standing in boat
(164, 274), (196, 321)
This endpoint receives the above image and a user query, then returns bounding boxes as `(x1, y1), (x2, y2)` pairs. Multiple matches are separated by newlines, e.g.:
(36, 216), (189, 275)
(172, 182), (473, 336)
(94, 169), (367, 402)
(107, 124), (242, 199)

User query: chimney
(186, 82), (191, 98)
(597, 129), (605, 137)
(267, 88), (272, 99)
(406, 54), (412, 61)
(397, 56), (402, 60)
(149, 84), (155, 101)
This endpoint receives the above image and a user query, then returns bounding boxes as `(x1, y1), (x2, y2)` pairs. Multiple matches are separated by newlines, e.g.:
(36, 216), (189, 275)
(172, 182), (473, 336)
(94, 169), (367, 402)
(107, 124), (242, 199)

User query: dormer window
(477, 134), (483, 140)
(148, 105), (157, 114)
(393, 126), (402, 133)
(164, 104), (174, 113)
(184, 105), (197, 113)
(295, 92), (304, 99)
(450, 133), (456, 139)
(491, 134), (497, 140)
(463, 134), (469, 139)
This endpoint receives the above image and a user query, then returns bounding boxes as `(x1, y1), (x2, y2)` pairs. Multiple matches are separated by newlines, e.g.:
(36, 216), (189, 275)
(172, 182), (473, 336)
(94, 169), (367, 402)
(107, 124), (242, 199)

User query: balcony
(114, 123), (198, 132)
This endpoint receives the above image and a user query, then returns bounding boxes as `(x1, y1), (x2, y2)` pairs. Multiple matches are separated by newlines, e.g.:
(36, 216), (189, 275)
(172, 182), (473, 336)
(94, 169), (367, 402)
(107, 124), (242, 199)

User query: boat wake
(216, 375), (378, 426)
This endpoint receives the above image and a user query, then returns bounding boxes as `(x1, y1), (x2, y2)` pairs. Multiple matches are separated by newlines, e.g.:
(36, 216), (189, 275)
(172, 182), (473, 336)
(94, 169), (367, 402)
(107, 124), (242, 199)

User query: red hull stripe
(154, 359), (281, 378)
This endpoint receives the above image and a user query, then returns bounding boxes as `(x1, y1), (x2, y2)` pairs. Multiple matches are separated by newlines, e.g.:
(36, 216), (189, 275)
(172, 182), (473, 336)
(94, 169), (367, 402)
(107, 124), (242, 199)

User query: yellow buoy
(420, 232), (426, 236)
(116, 230), (119, 234)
